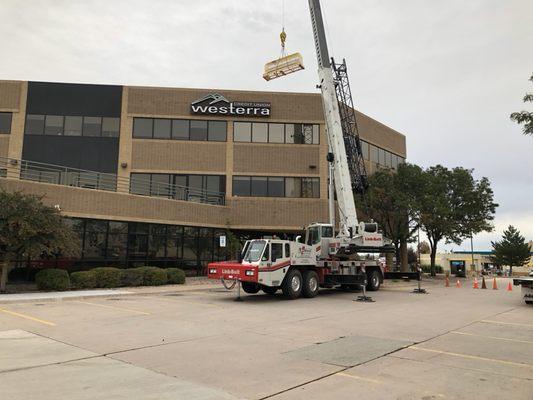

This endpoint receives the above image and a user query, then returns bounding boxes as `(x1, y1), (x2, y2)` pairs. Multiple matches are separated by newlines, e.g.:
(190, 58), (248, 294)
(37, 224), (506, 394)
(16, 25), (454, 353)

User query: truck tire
(241, 282), (260, 294)
(262, 286), (278, 295)
(282, 269), (303, 299)
(366, 269), (381, 291)
(302, 270), (319, 298)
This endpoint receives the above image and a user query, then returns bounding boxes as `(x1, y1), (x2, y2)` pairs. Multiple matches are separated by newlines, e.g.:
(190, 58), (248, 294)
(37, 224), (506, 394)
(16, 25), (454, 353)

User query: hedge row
(35, 267), (185, 291)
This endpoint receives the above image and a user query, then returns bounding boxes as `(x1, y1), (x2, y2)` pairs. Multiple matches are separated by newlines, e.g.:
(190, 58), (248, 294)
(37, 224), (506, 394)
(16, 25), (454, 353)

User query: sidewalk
(0, 277), (220, 304)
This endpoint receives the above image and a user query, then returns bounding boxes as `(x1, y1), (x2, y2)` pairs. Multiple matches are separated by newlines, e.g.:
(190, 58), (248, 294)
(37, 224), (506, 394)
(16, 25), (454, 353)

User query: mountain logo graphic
(191, 93), (230, 106)
(190, 93), (271, 118)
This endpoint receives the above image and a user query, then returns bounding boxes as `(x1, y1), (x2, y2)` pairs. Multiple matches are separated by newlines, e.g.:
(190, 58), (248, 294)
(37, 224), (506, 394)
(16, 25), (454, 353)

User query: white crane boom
(308, 0), (359, 237)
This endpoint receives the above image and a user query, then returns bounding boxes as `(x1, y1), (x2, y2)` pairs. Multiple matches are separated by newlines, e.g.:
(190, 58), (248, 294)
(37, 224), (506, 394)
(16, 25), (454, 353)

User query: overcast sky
(1, 0), (532, 251)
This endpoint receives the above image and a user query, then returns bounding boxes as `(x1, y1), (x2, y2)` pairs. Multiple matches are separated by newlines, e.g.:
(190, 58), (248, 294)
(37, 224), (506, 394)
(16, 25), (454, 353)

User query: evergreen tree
(491, 225), (531, 276)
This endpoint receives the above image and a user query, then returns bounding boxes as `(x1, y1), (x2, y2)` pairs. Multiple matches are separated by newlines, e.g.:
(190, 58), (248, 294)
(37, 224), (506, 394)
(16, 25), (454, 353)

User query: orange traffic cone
(445, 276), (450, 287)
(507, 281), (513, 292)
(481, 276), (487, 289)
(456, 280), (461, 288)
(473, 278), (479, 289)
(492, 278), (498, 290)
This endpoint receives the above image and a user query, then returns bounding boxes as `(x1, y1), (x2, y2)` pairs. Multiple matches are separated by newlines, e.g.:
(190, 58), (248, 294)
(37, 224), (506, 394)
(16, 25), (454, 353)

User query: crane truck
(208, 0), (412, 299)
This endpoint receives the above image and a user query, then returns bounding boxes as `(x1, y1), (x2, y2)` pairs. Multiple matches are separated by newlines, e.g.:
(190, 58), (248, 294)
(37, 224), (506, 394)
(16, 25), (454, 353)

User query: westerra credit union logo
(190, 93), (271, 117)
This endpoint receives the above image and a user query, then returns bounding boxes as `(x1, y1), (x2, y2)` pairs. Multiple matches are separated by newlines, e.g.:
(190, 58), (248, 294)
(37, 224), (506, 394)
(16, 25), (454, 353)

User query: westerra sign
(190, 93), (271, 117)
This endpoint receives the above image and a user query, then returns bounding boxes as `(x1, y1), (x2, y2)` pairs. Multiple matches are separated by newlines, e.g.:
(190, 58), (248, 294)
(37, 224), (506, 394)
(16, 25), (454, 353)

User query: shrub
(122, 268), (144, 287)
(35, 269), (70, 291)
(421, 264), (444, 274)
(92, 267), (124, 288)
(70, 271), (97, 289)
(141, 266), (168, 286)
(166, 268), (186, 284)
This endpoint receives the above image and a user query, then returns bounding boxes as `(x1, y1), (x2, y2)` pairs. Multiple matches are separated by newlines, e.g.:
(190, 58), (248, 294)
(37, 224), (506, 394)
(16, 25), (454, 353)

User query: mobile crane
(208, 0), (404, 299)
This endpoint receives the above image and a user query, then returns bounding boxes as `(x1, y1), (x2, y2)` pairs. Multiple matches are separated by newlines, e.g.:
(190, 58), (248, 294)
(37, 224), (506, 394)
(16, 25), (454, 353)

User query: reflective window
(64, 116), (82, 136)
(190, 120), (208, 141)
(302, 178), (320, 198)
(153, 119), (171, 139)
(133, 118), (153, 138)
(284, 243), (290, 258)
(208, 121), (227, 141)
(285, 177), (301, 198)
(268, 177), (284, 197)
(130, 173), (151, 195)
(312, 125), (320, 144)
(271, 243), (283, 261)
(0, 112), (12, 134)
(151, 174), (171, 198)
(44, 115), (64, 136)
(233, 176), (251, 196)
(252, 123), (268, 143)
(268, 123), (284, 143)
(378, 148), (385, 165)
(234, 122), (251, 142)
(285, 124), (295, 143)
(25, 114), (45, 135)
(360, 140), (369, 160)
(102, 117), (120, 137)
(251, 177), (268, 196)
(83, 116), (102, 137)
(172, 119), (189, 140)
(370, 144), (378, 163)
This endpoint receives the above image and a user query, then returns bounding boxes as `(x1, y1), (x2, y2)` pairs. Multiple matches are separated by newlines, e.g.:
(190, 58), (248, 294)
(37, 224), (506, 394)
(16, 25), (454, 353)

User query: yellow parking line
(0, 307), (56, 326)
(481, 320), (533, 328)
(336, 372), (382, 384)
(72, 300), (150, 315)
(410, 346), (533, 369)
(451, 331), (533, 345)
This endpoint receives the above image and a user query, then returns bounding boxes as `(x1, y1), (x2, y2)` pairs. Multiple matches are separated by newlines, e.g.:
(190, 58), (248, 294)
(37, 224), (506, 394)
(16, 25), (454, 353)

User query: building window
(252, 123), (268, 143)
(133, 118), (153, 138)
(102, 117), (120, 137)
(25, 114), (45, 135)
(82, 117), (102, 137)
(153, 119), (171, 139)
(64, 116), (83, 136)
(172, 119), (189, 140)
(268, 123), (284, 143)
(233, 176), (319, 198)
(190, 120), (208, 141)
(233, 176), (251, 196)
(208, 121), (227, 141)
(370, 144), (378, 163)
(0, 112), (12, 134)
(233, 122), (251, 142)
(134, 117), (227, 142)
(360, 140), (369, 160)
(234, 121), (319, 144)
(44, 115), (64, 136)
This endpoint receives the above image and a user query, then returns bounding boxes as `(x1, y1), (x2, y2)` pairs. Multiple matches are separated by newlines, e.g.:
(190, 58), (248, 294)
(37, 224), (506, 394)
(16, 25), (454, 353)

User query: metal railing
(0, 157), (226, 206)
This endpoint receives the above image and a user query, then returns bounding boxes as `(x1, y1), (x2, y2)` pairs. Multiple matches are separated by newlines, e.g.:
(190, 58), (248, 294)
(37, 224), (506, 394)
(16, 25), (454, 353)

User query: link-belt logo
(191, 93), (271, 117)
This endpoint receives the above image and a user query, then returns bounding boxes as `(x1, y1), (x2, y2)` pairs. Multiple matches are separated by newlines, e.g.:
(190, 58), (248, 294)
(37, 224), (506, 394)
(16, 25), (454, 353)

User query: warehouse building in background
(0, 80), (406, 274)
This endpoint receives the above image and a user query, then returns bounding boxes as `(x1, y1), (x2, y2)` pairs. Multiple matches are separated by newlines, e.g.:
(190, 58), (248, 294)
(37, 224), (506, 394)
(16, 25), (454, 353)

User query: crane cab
(303, 223), (338, 258)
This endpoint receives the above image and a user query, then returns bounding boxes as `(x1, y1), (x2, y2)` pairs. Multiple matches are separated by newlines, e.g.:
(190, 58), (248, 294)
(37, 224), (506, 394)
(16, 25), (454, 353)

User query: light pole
(470, 234), (475, 277)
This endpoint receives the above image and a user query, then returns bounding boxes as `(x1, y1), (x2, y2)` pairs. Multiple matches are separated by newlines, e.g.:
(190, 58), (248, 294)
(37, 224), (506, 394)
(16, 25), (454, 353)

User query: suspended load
(263, 28), (304, 81)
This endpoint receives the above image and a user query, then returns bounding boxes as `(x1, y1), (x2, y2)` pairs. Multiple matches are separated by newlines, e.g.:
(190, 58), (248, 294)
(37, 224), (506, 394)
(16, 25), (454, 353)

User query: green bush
(122, 268), (144, 287)
(140, 266), (168, 286)
(166, 268), (186, 284)
(92, 267), (124, 288)
(70, 271), (97, 289)
(421, 264), (444, 274)
(35, 269), (70, 291)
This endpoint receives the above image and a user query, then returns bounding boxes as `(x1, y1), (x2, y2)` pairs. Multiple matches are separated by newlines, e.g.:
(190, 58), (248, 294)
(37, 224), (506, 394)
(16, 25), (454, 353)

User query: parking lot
(0, 278), (532, 400)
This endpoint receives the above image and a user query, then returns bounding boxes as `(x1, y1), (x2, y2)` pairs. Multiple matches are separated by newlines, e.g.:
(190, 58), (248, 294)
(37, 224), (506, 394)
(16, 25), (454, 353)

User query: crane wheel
(302, 270), (319, 298)
(262, 286), (278, 295)
(282, 269), (303, 299)
(366, 269), (381, 291)
(241, 282), (260, 294)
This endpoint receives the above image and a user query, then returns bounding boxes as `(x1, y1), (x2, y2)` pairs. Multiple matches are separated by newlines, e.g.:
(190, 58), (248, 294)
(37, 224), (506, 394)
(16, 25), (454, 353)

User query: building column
(116, 87), (132, 193)
(6, 81), (27, 179)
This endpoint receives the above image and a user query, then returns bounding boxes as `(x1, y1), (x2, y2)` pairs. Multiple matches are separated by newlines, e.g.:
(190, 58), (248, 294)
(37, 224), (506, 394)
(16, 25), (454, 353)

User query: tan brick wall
(357, 111), (406, 156)
(0, 179), (328, 231)
(233, 143), (321, 175)
(127, 87), (324, 122)
(0, 136), (9, 158)
(0, 81), (22, 111)
(131, 140), (226, 172)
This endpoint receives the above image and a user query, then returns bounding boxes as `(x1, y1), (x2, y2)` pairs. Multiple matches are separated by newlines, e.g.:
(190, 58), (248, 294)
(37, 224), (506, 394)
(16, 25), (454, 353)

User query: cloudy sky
(1, 0), (532, 251)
